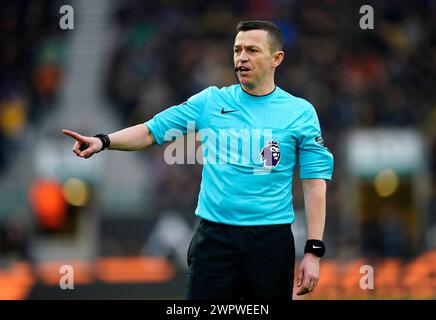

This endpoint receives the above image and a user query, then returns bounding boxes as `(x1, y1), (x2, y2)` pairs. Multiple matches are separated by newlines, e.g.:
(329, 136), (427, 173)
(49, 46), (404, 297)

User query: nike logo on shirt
(221, 107), (239, 114)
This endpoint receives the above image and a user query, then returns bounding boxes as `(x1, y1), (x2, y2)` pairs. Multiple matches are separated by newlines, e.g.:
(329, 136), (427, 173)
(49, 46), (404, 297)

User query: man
(63, 20), (333, 300)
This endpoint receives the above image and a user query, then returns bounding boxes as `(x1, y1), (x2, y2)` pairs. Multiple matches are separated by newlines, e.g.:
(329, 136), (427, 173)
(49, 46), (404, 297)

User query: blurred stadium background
(0, 0), (434, 299)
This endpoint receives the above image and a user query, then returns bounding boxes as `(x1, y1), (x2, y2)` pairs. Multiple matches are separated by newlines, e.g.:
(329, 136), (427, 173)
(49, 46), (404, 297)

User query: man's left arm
(295, 103), (333, 296)
(296, 178), (326, 296)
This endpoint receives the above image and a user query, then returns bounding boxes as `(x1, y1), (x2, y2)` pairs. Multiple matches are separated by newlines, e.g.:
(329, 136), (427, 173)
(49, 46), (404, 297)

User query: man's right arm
(108, 124), (155, 151)
(64, 87), (211, 158)
(62, 124), (155, 159)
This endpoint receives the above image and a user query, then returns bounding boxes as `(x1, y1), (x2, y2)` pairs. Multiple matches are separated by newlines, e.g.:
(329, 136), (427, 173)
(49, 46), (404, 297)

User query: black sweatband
(304, 239), (326, 258)
(94, 133), (111, 151)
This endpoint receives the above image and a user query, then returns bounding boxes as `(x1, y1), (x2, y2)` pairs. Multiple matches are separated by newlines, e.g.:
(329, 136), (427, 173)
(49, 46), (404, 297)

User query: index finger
(62, 129), (85, 143)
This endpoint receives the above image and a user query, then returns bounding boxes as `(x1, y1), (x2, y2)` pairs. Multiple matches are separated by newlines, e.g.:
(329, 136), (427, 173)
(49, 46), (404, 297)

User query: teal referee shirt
(145, 84), (334, 226)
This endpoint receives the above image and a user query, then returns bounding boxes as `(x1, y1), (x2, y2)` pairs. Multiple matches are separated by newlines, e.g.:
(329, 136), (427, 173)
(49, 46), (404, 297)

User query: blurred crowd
(0, 0), (67, 173)
(0, 0), (67, 260)
(0, 0), (434, 260)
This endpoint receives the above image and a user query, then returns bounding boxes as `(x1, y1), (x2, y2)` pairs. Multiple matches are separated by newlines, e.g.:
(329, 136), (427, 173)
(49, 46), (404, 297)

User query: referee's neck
(240, 82), (276, 96)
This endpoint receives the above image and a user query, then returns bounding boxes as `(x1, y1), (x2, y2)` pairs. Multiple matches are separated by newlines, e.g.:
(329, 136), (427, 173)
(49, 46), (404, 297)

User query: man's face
(233, 30), (279, 89)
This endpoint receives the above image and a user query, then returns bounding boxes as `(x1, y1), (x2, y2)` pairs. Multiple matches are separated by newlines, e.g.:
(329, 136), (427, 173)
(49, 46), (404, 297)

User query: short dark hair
(236, 20), (284, 52)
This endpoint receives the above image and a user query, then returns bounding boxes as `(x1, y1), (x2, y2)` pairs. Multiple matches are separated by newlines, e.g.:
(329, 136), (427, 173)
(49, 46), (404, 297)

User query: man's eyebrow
(233, 45), (262, 50)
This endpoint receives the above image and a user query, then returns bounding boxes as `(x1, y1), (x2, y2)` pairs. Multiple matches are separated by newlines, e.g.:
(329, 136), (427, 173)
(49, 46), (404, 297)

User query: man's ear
(272, 51), (285, 68)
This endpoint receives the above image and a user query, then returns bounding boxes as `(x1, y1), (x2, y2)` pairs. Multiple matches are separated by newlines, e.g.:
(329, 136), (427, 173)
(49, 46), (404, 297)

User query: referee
(63, 20), (333, 300)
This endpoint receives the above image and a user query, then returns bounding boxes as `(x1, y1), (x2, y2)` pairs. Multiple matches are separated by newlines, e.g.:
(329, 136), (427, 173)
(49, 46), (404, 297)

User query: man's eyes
(234, 48), (258, 53)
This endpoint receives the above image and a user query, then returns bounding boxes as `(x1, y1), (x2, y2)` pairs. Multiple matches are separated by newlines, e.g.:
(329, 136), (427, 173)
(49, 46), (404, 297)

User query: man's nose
(239, 50), (249, 62)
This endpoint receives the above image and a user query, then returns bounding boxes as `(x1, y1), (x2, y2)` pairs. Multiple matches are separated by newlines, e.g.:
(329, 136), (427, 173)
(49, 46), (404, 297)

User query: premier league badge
(260, 140), (281, 168)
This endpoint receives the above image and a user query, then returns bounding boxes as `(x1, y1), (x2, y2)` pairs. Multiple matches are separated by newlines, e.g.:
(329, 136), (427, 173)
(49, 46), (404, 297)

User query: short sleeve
(297, 105), (334, 180)
(144, 87), (210, 146)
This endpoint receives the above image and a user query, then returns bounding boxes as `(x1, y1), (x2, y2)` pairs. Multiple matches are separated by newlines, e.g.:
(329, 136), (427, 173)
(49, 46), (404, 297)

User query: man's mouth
(235, 66), (251, 78)
(235, 66), (250, 72)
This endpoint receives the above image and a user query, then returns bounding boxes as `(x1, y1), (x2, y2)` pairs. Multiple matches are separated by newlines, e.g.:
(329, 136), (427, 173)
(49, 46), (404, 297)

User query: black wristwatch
(304, 239), (326, 258)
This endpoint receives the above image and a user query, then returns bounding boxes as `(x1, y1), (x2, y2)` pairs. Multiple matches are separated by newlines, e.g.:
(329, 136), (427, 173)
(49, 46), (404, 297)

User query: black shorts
(186, 218), (295, 300)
